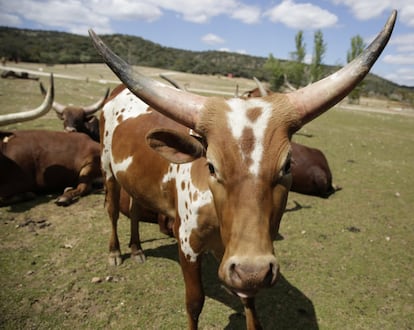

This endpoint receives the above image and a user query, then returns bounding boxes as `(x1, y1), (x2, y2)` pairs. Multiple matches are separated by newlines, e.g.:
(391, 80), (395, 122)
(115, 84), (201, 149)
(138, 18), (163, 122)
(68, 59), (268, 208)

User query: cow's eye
(283, 158), (291, 175)
(207, 162), (216, 176)
(278, 157), (291, 178)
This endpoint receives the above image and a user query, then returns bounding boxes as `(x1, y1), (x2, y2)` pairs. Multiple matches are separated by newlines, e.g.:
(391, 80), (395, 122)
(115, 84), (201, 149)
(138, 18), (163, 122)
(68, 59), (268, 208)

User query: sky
(0, 0), (413, 87)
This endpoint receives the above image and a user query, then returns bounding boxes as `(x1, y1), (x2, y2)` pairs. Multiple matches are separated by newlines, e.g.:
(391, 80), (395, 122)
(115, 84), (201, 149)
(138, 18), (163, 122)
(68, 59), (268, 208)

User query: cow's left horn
(287, 10), (397, 129)
(0, 73), (54, 126)
(83, 88), (110, 115)
(88, 29), (207, 130)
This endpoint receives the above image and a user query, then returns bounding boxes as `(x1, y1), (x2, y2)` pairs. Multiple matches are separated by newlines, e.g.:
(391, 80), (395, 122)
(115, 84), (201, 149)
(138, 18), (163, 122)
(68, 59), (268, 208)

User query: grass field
(1, 63), (413, 329)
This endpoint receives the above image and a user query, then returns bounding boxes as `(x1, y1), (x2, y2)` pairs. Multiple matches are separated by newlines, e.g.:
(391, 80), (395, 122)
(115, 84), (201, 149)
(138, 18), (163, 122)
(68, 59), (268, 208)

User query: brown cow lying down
(290, 142), (340, 198)
(0, 130), (102, 206)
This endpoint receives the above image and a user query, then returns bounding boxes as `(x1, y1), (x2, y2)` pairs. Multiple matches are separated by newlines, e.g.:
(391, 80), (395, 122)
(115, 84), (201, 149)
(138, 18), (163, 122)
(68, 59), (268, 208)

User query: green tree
(263, 54), (284, 91)
(347, 35), (366, 103)
(310, 30), (326, 83)
(287, 30), (306, 87)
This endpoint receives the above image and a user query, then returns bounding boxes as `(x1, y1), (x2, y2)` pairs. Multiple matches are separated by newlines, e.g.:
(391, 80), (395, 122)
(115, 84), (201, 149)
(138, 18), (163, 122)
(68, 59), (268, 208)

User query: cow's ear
(146, 128), (205, 164)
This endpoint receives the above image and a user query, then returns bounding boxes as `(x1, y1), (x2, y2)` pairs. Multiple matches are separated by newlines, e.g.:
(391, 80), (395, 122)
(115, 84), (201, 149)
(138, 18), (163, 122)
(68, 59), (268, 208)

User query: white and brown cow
(90, 11), (396, 329)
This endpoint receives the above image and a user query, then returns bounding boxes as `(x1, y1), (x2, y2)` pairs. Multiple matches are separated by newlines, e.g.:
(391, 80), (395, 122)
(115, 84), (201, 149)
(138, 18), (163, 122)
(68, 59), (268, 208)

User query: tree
(286, 30), (307, 88)
(347, 35), (365, 63)
(347, 35), (366, 103)
(310, 30), (326, 83)
(263, 54), (284, 91)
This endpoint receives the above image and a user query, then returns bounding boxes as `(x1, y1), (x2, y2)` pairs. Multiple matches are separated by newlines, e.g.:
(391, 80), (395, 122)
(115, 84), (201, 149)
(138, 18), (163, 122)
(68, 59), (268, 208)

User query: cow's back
(291, 142), (333, 197)
(101, 87), (191, 217)
(1, 130), (101, 194)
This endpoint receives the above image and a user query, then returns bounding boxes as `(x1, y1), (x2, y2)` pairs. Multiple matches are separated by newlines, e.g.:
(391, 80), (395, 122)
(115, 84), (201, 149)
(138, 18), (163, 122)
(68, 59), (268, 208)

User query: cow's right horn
(0, 73), (54, 126)
(287, 10), (397, 130)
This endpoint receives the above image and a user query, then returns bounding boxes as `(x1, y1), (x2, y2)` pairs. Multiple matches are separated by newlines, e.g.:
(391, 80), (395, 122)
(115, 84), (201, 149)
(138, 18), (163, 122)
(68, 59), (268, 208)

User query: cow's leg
(240, 297), (262, 330)
(179, 248), (204, 330)
(129, 200), (146, 263)
(157, 214), (174, 237)
(105, 177), (122, 266)
(55, 160), (100, 206)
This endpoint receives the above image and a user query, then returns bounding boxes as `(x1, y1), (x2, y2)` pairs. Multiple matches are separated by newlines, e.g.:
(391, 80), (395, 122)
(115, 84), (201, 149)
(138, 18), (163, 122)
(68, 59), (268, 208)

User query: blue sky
(1, 0), (413, 86)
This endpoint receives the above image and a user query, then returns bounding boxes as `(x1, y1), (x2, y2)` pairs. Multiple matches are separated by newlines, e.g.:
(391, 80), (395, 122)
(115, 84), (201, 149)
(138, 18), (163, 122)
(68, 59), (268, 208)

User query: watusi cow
(39, 82), (109, 142)
(0, 75), (103, 206)
(90, 11), (395, 330)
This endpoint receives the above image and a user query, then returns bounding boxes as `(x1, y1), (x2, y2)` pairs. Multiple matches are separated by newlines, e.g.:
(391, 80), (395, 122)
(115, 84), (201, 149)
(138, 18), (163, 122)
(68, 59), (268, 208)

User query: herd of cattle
(0, 77), (338, 206)
(0, 10), (395, 330)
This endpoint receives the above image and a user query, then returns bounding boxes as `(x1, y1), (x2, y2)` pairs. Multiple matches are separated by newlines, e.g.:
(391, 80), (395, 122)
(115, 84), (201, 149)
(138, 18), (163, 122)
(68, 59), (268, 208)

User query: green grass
(1, 65), (414, 329)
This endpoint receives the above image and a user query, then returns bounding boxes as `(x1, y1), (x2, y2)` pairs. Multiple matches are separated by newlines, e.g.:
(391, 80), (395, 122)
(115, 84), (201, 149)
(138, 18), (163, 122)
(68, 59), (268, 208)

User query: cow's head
(89, 10), (396, 297)
(39, 82), (108, 133)
(0, 74), (54, 127)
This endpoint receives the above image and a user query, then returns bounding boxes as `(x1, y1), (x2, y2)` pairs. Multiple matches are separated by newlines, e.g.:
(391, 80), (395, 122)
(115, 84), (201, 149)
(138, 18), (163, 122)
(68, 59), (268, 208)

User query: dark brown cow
(0, 76), (103, 206)
(40, 82), (109, 142)
(90, 11), (395, 329)
(290, 142), (339, 197)
(0, 130), (102, 206)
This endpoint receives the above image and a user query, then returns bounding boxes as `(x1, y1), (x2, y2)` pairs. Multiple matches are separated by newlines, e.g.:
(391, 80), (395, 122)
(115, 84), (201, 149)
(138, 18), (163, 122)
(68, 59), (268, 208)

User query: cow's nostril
(229, 263), (242, 284)
(264, 263), (276, 287)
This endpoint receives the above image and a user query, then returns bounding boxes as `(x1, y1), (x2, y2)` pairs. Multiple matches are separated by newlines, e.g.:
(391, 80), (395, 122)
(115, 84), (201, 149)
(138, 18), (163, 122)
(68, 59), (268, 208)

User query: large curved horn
(88, 29), (207, 129)
(159, 74), (184, 90)
(253, 77), (268, 96)
(83, 88), (110, 115)
(39, 81), (65, 115)
(0, 74), (54, 126)
(287, 10), (397, 129)
(40, 82), (108, 116)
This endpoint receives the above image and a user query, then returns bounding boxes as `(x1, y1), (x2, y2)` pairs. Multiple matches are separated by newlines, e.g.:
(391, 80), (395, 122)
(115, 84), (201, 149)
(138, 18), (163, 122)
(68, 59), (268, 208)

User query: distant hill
(0, 26), (413, 103)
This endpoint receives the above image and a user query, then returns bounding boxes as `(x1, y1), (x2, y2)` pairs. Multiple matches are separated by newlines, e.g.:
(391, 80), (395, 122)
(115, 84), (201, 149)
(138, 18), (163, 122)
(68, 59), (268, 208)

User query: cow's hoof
(131, 250), (146, 263)
(55, 196), (72, 206)
(108, 252), (122, 266)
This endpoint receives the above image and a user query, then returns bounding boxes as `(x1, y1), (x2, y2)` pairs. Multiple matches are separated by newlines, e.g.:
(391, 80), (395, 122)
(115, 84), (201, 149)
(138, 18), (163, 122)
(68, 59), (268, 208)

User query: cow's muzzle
(220, 255), (279, 297)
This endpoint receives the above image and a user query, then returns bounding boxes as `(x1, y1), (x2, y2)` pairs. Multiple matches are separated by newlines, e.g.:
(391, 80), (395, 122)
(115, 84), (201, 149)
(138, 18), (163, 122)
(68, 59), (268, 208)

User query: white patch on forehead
(101, 88), (150, 180)
(163, 163), (212, 262)
(226, 98), (273, 176)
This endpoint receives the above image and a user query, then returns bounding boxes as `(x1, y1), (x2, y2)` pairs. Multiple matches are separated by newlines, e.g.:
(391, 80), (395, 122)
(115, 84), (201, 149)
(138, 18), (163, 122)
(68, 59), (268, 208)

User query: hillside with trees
(0, 26), (412, 104)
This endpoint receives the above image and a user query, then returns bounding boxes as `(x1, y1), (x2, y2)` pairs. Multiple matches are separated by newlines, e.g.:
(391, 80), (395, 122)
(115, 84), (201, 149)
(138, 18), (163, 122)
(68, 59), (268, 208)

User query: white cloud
(0, 13), (22, 26)
(264, 0), (338, 29)
(399, 2), (414, 26)
(202, 33), (225, 45)
(0, 0), (112, 34)
(332, 0), (414, 26)
(95, 0), (163, 22)
(231, 4), (261, 24)
(332, 0), (389, 20)
(149, 0), (260, 24)
(384, 68), (414, 86)
(383, 53), (414, 65)
(0, 0), (262, 33)
(390, 33), (414, 52)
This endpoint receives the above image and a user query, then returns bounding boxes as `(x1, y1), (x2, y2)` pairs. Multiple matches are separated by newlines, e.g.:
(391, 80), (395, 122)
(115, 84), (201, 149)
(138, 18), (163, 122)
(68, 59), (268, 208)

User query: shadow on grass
(1, 188), (105, 213)
(1, 194), (57, 213)
(144, 242), (319, 330)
